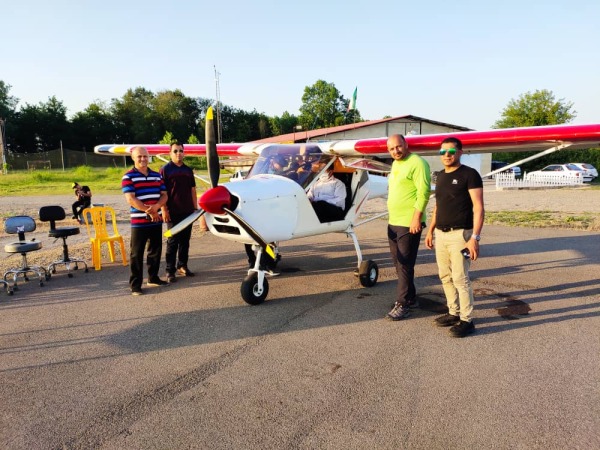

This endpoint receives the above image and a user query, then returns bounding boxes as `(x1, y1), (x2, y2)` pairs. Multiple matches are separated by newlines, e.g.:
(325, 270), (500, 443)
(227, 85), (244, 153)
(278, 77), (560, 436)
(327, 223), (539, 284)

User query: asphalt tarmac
(1, 219), (599, 449)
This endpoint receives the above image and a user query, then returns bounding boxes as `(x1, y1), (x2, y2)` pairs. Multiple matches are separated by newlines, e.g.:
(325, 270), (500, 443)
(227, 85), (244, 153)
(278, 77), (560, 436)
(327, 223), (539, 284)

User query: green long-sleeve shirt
(387, 153), (431, 227)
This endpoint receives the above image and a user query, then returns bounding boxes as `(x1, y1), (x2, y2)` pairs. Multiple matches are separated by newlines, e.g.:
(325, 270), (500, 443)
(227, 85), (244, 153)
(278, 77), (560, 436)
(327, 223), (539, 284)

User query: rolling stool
(3, 216), (49, 289)
(39, 205), (89, 277)
(1, 279), (13, 296)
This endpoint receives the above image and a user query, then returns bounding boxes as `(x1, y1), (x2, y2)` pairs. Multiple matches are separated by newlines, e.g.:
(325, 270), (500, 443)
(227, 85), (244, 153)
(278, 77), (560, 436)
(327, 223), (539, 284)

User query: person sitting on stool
(307, 164), (346, 222)
(71, 182), (92, 220)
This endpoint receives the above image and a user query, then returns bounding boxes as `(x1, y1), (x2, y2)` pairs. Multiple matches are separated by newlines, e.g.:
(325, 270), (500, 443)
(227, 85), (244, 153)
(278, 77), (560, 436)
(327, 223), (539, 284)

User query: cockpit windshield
(247, 144), (334, 189)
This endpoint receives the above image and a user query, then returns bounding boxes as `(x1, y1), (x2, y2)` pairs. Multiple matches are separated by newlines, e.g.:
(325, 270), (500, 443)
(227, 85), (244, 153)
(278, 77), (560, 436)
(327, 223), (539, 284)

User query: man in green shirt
(386, 134), (431, 320)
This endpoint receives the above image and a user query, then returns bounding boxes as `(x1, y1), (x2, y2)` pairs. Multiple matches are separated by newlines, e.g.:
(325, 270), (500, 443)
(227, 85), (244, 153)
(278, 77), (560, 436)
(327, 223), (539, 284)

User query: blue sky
(3, 0), (599, 131)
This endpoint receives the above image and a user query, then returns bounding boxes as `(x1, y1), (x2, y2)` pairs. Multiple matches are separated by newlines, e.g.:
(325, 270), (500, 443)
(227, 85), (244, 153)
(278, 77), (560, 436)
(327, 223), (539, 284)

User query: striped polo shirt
(122, 167), (166, 227)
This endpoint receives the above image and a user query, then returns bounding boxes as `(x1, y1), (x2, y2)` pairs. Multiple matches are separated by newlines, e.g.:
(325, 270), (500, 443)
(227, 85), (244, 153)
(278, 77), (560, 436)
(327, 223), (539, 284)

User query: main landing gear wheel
(241, 272), (269, 305)
(358, 260), (379, 288)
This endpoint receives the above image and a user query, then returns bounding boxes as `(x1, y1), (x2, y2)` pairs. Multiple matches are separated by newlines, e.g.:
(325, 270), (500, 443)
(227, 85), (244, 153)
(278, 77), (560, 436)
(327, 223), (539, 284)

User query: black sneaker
(449, 320), (475, 337)
(167, 273), (177, 283)
(386, 303), (410, 321)
(434, 313), (460, 327)
(177, 267), (195, 277)
(131, 287), (143, 296)
(147, 277), (168, 287)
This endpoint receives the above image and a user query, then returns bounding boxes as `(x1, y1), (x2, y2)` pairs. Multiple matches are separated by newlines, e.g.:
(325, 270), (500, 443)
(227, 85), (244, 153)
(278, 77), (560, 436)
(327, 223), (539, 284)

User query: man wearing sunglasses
(425, 137), (484, 337)
(385, 134), (431, 321)
(160, 141), (199, 283)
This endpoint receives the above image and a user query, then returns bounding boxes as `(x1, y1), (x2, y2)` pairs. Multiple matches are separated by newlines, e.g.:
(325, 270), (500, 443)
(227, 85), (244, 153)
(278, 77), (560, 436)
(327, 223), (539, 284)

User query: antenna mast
(214, 65), (222, 143)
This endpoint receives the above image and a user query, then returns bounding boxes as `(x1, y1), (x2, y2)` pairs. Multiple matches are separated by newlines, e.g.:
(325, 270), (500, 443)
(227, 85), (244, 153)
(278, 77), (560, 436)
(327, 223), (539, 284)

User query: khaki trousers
(434, 228), (474, 322)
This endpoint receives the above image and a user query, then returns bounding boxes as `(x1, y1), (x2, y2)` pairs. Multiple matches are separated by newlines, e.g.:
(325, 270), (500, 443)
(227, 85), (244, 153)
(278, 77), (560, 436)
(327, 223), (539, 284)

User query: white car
(569, 163), (598, 180)
(526, 164), (591, 183)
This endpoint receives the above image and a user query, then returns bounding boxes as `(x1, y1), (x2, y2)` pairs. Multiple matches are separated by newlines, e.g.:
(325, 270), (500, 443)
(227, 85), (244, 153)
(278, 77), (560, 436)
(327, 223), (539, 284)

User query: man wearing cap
(425, 137), (484, 337)
(71, 182), (92, 221)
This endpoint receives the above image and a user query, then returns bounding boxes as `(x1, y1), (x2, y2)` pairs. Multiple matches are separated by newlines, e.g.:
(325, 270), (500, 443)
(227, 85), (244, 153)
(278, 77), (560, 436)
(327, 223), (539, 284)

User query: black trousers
(72, 199), (91, 217)
(129, 225), (163, 290)
(312, 201), (345, 223)
(388, 224), (423, 307)
(165, 214), (194, 274)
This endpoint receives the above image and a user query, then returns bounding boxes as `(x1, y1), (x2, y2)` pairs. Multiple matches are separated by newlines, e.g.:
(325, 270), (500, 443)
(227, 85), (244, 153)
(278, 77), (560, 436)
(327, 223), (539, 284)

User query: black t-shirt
(435, 165), (483, 229)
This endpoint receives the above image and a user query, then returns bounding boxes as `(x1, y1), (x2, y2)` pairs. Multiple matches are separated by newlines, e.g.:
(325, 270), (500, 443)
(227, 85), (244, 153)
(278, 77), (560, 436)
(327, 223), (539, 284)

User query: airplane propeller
(201, 107), (276, 259)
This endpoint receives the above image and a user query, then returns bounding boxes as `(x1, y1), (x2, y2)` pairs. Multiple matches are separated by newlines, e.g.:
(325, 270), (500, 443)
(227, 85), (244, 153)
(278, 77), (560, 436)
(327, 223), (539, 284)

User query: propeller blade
(164, 209), (206, 238)
(205, 106), (220, 189)
(223, 207), (276, 260)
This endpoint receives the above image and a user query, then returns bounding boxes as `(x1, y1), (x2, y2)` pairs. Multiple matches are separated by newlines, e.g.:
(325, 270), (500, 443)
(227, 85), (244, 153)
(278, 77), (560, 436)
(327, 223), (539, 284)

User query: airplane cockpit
(246, 144), (335, 190)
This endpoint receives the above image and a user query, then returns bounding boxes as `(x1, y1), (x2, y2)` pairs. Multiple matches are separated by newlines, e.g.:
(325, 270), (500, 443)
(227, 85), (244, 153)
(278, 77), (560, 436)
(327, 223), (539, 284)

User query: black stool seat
(39, 205), (88, 277)
(48, 227), (80, 239)
(5, 241), (43, 253)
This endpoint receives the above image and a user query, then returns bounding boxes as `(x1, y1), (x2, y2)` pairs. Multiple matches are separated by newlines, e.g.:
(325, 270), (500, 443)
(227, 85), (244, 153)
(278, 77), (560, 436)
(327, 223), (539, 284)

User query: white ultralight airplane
(95, 109), (600, 304)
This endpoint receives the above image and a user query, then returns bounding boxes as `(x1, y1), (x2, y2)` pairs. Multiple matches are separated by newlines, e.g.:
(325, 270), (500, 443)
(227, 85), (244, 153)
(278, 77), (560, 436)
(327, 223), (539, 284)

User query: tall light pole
(0, 118), (6, 174)
(214, 65), (222, 144)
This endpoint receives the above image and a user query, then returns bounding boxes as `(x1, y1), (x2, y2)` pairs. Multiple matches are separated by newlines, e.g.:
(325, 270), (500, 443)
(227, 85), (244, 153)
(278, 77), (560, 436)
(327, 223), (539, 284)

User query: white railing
(495, 173), (584, 189)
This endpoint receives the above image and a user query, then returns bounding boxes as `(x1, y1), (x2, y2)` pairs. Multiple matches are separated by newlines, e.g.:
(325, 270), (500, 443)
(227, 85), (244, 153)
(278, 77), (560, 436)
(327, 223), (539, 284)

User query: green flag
(348, 87), (357, 111)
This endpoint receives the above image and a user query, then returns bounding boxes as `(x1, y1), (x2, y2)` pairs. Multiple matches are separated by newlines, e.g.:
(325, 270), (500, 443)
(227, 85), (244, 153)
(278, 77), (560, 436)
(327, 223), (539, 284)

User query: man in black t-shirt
(160, 141), (198, 283)
(425, 137), (484, 338)
(71, 182), (92, 220)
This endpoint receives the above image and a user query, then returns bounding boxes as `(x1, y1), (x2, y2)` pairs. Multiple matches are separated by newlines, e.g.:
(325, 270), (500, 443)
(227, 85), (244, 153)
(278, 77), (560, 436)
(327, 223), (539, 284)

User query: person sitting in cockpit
(307, 164), (347, 222)
(268, 155), (288, 175)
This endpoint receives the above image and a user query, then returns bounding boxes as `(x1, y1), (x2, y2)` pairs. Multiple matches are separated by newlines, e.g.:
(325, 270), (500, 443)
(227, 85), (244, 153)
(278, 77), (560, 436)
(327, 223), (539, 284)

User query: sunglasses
(439, 148), (457, 155)
(172, 150), (184, 154)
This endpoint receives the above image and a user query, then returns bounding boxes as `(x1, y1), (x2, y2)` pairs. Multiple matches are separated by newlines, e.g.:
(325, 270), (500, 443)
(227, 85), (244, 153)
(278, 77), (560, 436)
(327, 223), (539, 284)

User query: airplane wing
(94, 123), (600, 158)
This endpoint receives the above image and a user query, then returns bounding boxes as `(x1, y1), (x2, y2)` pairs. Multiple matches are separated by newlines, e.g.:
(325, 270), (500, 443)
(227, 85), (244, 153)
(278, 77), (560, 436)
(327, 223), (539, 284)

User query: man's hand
(409, 217), (422, 234)
(465, 239), (480, 261)
(425, 231), (434, 249)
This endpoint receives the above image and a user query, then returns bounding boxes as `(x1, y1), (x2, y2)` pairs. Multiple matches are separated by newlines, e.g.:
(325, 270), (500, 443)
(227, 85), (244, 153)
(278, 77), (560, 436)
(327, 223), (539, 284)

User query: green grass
(485, 210), (600, 231)
(0, 165), (215, 196)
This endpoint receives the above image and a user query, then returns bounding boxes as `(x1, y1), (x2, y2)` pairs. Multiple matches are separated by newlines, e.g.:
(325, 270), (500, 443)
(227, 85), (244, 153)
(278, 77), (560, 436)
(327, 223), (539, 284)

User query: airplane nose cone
(199, 185), (231, 214)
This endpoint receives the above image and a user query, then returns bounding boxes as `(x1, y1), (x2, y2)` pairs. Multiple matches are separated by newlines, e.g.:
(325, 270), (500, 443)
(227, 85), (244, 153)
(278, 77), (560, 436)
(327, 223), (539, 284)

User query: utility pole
(214, 65), (222, 143)
(0, 118), (6, 174)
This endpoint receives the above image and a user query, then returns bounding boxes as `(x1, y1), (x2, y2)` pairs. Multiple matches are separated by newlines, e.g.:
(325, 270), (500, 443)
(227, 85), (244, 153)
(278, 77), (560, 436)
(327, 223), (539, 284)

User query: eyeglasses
(439, 148), (457, 155)
(172, 150), (184, 154)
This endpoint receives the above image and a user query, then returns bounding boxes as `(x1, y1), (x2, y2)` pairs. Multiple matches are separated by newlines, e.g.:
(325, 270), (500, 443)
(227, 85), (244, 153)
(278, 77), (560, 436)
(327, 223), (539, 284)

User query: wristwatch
(471, 234), (481, 241)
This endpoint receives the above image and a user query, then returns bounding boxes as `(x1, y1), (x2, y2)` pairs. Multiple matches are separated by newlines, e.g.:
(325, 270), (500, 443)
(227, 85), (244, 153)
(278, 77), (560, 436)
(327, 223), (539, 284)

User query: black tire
(241, 272), (269, 305)
(359, 260), (379, 287)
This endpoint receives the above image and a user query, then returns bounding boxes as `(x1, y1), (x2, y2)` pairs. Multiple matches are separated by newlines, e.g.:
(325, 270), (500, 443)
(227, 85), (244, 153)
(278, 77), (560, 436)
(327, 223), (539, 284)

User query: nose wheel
(241, 272), (269, 305)
(357, 260), (379, 287)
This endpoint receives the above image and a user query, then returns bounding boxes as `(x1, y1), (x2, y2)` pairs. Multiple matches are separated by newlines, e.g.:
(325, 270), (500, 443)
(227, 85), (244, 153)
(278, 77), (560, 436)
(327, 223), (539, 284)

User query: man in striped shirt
(122, 146), (168, 295)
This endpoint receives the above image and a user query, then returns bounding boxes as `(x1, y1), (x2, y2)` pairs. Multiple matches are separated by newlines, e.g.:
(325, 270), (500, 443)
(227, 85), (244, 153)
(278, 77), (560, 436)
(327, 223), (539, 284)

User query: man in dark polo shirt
(425, 137), (484, 337)
(122, 146), (168, 295)
(160, 141), (198, 283)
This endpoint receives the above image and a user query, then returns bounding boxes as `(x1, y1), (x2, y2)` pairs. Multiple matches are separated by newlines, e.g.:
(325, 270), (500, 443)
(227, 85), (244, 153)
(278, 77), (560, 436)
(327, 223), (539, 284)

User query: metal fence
(495, 173), (584, 189)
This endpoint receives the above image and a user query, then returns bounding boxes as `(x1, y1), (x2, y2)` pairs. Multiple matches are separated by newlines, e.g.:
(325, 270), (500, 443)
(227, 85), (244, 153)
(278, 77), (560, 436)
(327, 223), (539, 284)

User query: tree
(492, 90), (600, 172)
(299, 80), (357, 130)
(0, 80), (19, 154)
(110, 87), (159, 143)
(269, 111), (298, 136)
(11, 97), (69, 152)
(493, 89), (576, 128)
(0, 80), (18, 120)
(153, 89), (202, 142)
(71, 102), (117, 151)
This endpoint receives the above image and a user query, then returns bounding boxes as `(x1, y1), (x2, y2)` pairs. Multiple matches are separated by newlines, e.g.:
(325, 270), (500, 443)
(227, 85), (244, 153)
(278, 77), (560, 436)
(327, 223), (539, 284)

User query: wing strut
(483, 143), (572, 178)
